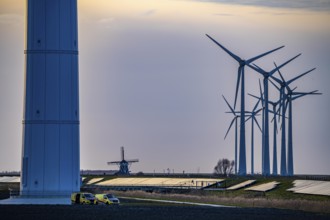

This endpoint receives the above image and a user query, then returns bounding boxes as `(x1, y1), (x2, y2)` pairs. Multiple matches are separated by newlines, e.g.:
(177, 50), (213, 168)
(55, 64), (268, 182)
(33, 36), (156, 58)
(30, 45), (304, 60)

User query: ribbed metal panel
(21, 0), (79, 197)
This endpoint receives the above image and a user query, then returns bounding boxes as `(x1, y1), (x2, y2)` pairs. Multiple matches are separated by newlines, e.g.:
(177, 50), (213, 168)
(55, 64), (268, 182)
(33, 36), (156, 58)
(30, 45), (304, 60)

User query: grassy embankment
(0, 183), (19, 200)
(83, 175), (330, 213)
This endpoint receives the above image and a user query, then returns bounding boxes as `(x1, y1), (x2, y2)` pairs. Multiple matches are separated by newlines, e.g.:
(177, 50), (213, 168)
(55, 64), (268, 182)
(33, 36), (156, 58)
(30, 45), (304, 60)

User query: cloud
(0, 14), (23, 25)
(189, 0), (330, 11)
(141, 9), (157, 16)
(213, 13), (234, 16)
(97, 17), (115, 29)
(98, 17), (114, 24)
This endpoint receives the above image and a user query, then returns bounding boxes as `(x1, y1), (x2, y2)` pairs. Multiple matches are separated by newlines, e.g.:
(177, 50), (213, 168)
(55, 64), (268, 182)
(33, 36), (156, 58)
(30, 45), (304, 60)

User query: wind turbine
(269, 77), (287, 175)
(270, 99), (281, 176)
(248, 80), (266, 173)
(267, 80), (283, 175)
(271, 65), (316, 175)
(222, 95), (239, 174)
(269, 98), (281, 175)
(250, 88), (281, 176)
(245, 99), (262, 175)
(258, 80), (266, 173)
(247, 53), (301, 175)
(206, 34), (284, 175)
(287, 90), (321, 176)
(276, 71), (321, 176)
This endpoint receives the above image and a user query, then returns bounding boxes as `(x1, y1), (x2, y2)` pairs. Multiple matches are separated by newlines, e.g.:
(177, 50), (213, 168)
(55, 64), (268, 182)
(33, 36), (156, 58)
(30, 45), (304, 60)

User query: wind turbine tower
(21, 0), (80, 196)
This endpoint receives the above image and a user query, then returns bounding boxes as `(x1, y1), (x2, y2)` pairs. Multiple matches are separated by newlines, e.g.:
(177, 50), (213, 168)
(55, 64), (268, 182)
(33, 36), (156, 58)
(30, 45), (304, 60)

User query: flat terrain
(1, 198), (330, 220)
(2, 175), (330, 219)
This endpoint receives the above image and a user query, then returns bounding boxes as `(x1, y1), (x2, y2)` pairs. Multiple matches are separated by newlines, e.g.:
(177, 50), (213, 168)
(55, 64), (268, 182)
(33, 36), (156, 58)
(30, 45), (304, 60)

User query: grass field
(1, 198), (330, 220)
(1, 175), (329, 215)
(83, 175), (330, 214)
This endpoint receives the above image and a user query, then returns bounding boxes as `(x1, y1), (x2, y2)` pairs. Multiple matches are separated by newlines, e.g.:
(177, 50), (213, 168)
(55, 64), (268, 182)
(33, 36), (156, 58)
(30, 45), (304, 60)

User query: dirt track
(1, 198), (330, 220)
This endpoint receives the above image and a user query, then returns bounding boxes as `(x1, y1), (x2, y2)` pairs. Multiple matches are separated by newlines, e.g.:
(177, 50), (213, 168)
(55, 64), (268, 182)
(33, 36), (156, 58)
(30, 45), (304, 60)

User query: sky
(0, 0), (329, 175)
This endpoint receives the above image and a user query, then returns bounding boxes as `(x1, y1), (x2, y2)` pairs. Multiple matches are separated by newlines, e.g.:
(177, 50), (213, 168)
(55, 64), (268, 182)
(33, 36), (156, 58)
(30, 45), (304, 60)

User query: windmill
(206, 34), (284, 175)
(107, 146), (139, 175)
(271, 65), (316, 175)
(247, 53), (301, 175)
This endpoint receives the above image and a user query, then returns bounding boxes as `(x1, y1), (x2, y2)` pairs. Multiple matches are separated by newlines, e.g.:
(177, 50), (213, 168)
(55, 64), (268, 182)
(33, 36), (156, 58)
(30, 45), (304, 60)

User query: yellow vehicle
(95, 194), (120, 205)
(71, 192), (98, 205)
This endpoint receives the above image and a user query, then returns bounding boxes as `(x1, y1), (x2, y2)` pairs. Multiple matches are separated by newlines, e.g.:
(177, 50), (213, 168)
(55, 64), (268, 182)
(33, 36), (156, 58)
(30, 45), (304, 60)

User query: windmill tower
(107, 147), (139, 175)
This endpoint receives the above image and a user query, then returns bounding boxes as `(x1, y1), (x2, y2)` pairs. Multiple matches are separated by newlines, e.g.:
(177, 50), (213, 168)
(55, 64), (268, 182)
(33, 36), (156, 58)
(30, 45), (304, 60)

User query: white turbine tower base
(20, 0), (80, 197)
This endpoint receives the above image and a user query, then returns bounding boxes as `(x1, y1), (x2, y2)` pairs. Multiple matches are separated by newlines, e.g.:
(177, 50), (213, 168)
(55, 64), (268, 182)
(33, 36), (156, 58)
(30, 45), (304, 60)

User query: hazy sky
(0, 0), (329, 175)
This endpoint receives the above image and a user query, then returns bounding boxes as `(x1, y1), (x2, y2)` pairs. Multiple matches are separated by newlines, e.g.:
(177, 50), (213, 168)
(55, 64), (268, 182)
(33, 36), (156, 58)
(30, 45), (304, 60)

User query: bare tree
(214, 158), (235, 176)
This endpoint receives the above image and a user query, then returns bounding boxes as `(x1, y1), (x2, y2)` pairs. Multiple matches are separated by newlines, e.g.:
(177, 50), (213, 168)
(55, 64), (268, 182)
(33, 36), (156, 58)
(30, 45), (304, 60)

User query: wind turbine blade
(273, 116), (279, 134)
(277, 100), (282, 122)
(259, 79), (264, 104)
(277, 69), (286, 83)
(248, 93), (261, 100)
(269, 78), (280, 91)
(247, 63), (265, 76)
(273, 61), (285, 81)
(291, 90), (322, 101)
(224, 118), (236, 140)
(292, 90), (319, 95)
(270, 62), (283, 85)
(245, 115), (253, 123)
(287, 68), (316, 85)
(205, 34), (242, 63)
(234, 67), (241, 109)
(275, 104), (281, 116)
(291, 94), (307, 100)
(285, 99), (289, 114)
(222, 95), (235, 114)
(253, 63), (263, 70)
(277, 94), (288, 118)
(270, 75), (282, 86)
(310, 90), (322, 95)
(269, 109), (276, 115)
(253, 117), (262, 132)
(271, 113), (276, 123)
(252, 98), (261, 112)
(269, 53), (302, 76)
(255, 108), (263, 114)
(246, 45), (284, 64)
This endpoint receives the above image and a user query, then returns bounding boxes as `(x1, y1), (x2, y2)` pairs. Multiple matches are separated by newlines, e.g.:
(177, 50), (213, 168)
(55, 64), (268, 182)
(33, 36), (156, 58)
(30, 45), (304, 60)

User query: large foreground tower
(20, 0), (80, 196)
